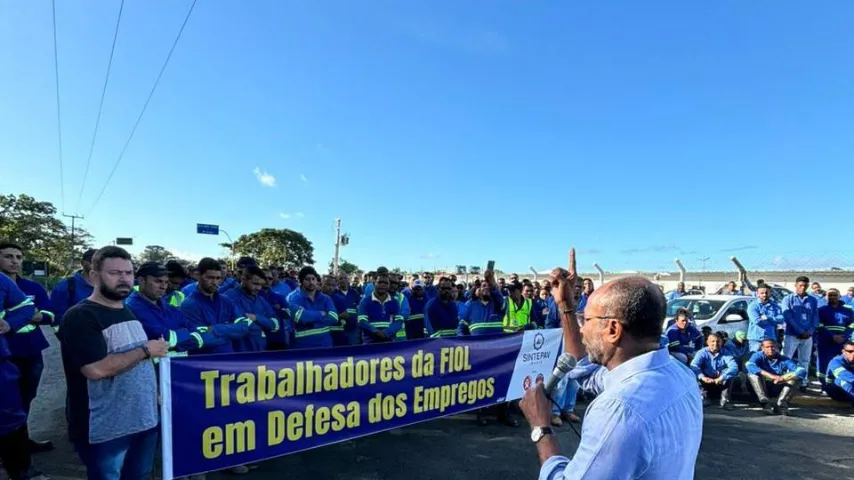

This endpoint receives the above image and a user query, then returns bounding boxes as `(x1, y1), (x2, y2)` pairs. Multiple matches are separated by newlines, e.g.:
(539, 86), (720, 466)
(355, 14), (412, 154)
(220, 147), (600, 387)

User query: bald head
(588, 277), (666, 342)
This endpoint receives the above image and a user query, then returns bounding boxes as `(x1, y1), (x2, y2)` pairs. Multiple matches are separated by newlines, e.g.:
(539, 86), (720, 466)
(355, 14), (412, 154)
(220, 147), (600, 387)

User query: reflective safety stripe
(235, 317), (252, 326)
(346, 309), (357, 314)
(330, 319), (346, 332)
(40, 310), (55, 323)
(271, 318), (280, 332)
(407, 314), (424, 321)
(16, 324), (37, 334)
(825, 326), (846, 331)
(8, 298), (35, 312)
(168, 330), (178, 348)
(393, 315), (404, 322)
(396, 329), (407, 338)
(195, 326), (210, 333)
(329, 311), (339, 321)
(357, 315), (369, 323)
(471, 322), (504, 331)
(668, 341), (680, 347)
(190, 332), (203, 348)
(294, 308), (305, 323)
(833, 367), (846, 377)
(295, 327), (331, 338)
(430, 329), (457, 338)
(370, 322), (391, 329)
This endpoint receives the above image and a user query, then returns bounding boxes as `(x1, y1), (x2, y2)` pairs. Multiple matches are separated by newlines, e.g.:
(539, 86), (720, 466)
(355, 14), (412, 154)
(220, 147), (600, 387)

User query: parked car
(664, 295), (756, 338)
(711, 283), (793, 303)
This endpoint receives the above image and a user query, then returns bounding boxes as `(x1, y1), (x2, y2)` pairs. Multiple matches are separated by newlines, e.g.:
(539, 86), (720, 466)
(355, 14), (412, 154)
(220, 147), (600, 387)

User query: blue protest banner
(159, 330), (563, 478)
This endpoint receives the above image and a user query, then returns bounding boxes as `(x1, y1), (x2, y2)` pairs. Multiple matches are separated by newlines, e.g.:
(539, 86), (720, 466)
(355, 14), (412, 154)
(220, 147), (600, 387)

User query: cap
(412, 280), (425, 288)
(136, 261), (168, 278)
(734, 331), (747, 341)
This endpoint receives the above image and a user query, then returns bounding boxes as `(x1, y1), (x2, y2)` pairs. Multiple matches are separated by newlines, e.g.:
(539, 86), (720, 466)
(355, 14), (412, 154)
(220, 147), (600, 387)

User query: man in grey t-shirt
(59, 247), (168, 480)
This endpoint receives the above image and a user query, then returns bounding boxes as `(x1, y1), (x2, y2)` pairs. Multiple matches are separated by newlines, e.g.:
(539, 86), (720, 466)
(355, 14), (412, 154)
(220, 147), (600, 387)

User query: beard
(100, 283), (131, 301)
(584, 336), (605, 365)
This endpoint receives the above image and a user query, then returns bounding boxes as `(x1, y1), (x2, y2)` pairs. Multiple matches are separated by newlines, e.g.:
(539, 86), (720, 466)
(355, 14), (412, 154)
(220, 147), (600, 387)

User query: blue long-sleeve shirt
(665, 325), (704, 356)
(333, 288), (361, 333)
(126, 291), (224, 354)
(423, 298), (458, 338)
(723, 339), (751, 363)
(543, 348), (702, 480)
(180, 282), (198, 297)
(1, 274), (36, 359)
(288, 288), (338, 349)
(222, 288), (280, 352)
(746, 300), (785, 342)
(816, 304), (854, 347)
(6, 276), (51, 357)
(180, 290), (252, 354)
(826, 354), (854, 396)
(49, 271), (93, 331)
(403, 295), (429, 339)
(746, 351), (806, 380)
(261, 288), (291, 349)
(459, 288), (505, 336)
(532, 298), (549, 328)
(781, 293), (819, 336)
(690, 347), (738, 381)
(357, 293), (403, 343)
(269, 281), (292, 301)
(218, 276), (238, 293)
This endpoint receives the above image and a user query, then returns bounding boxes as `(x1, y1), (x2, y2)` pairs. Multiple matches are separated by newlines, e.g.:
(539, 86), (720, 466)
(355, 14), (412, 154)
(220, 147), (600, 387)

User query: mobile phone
(486, 260), (495, 272)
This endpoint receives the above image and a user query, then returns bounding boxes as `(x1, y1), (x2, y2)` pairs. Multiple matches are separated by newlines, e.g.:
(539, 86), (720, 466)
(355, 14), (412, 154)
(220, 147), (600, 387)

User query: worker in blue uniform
(390, 274), (411, 341)
(0, 242), (55, 452)
(665, 309), (704, 364)
(358, 271), (403, 344)
(458, 273), (505, 337)
(746, 339), (806, 415)
(49, 248), (96, 333)
(223, 266), (280, 352)
(423, 279), (459, 338)
(179, 258), (253, 355)
(816, 289), (854, 387)
(690, 333), (739, 410)
(402, 280), (429, 340)
(332, 273), (361, 345)
(824, 341), (854, 405)
(261, 268), (291, 350)
(320, 274), (348, 346)
(163, 260), (188, 307)
(127, 262), (225, 361)
(747, 285), (785, 351)
(1, 271), (45, 480)
(288, 266), (339, 349)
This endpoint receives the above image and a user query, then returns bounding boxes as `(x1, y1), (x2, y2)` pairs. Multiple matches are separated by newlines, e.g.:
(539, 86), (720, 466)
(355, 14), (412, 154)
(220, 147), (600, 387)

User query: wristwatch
(141, 345), (151, 359)
(530, 426), (554, 443)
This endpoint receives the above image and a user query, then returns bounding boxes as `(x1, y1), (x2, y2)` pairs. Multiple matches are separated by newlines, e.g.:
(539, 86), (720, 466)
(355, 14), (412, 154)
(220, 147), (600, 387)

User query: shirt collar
(603, 348), (671, 391)
(372, 292), (393, 304)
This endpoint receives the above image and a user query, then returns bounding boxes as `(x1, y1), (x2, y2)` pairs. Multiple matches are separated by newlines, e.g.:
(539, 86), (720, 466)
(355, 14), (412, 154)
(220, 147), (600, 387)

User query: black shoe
(720, 401), (734, 411)
(475, 411), (488, 426)
(498, 415), (520, 428)
(761, 402), (775, 415)
(777, 402), (790, 416)
(28, 439), (55, 453)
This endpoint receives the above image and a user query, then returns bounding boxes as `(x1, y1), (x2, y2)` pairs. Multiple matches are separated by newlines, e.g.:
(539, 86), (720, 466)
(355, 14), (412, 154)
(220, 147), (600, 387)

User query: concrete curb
(790, 395), (852, 408)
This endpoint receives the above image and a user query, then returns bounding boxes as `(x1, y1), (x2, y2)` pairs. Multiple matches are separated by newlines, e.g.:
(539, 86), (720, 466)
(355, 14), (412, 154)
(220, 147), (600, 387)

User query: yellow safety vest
(503, 297), (532, 332)
(168, 290), (185, 307)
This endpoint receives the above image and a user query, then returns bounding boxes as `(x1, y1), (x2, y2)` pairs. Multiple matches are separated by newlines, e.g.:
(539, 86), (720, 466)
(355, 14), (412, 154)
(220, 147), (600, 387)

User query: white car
(664, 294), (756, 338)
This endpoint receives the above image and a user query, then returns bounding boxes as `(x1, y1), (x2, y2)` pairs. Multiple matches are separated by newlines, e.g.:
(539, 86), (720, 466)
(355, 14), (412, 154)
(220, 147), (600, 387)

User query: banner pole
(160, 357), (174, 480)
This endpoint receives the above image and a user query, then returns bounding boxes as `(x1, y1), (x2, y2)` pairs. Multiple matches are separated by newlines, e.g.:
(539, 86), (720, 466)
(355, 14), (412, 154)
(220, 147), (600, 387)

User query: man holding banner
(520, 249), (703, 480)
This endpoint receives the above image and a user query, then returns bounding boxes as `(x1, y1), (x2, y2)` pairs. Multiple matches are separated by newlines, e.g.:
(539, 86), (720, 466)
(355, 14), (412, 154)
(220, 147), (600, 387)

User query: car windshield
(667, 299), (726, 321)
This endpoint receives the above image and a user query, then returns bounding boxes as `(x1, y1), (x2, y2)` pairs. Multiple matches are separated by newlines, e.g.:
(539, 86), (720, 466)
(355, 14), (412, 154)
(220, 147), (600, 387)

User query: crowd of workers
(1, 241), (853, 480)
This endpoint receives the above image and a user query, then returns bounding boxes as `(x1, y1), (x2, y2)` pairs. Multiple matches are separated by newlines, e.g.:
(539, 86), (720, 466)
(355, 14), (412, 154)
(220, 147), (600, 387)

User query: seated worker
(665, 308), (704, 364)
(723, 330), (752, 395)
(690, 333), (738, 410)
(746, 339), (806, 416)
(824, 341), (854, 406)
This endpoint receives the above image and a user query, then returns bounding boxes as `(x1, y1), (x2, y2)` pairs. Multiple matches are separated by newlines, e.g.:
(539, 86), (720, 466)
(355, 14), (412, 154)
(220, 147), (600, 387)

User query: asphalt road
(7, 328), (853, 480)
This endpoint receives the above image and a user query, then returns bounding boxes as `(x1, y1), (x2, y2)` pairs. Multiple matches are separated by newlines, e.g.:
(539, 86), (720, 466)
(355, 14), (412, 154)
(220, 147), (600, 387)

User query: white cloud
(279, 212), (304, 219)
(420, 252), (439, 260)
(253, 167), (276, 187)
(279, 213), (291, 219)
(300, 174), (309, 183)
(295, 212), (304, 217)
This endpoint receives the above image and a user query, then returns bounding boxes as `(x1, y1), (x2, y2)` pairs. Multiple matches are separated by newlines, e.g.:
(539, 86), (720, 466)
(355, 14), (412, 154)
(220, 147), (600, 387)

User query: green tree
(137, 245), (174, 264)
(0, 193), (93, 274)
(229, 228), (315, 267)
(329, 258), (359, 275)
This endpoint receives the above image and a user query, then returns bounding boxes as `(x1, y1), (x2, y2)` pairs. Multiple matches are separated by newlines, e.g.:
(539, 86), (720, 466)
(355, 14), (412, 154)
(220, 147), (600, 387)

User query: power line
(51, 0), (66, 211)
(86, 0), (199, 216)
(75, 0), (125, 212)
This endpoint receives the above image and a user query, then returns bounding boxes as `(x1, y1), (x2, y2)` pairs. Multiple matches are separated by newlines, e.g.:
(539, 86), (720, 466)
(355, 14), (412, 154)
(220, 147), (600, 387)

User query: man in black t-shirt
(59, 246), (168, 480)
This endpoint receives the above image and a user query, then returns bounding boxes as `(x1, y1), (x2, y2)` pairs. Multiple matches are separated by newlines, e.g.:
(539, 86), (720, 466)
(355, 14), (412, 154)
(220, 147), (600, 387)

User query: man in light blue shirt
(520, 263), (702, 480)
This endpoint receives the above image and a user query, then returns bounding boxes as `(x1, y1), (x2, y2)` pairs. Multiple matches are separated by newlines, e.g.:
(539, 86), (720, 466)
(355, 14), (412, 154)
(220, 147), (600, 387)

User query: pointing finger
(568, 247), (576, 277)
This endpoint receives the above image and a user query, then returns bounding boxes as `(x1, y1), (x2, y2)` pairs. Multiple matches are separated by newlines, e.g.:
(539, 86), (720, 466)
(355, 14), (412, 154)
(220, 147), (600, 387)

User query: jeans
(551, 376), (578, 415)
(75, 427), (159, 480)
(783, 334), (812, 380)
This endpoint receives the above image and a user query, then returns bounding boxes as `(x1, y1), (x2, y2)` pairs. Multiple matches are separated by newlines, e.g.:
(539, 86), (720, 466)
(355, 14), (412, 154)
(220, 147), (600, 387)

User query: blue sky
(1, 1), (852, 274)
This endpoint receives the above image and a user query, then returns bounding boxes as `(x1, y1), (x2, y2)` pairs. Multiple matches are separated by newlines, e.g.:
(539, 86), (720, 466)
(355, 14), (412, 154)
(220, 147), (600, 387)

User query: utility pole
(63, 213), (84, 269)
(332, 217), (342, 275)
